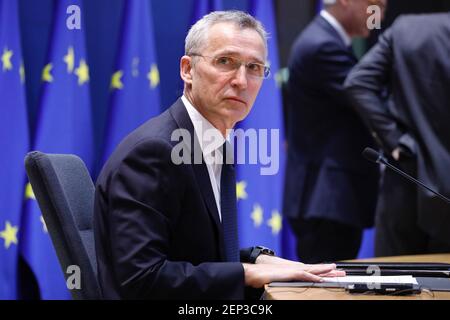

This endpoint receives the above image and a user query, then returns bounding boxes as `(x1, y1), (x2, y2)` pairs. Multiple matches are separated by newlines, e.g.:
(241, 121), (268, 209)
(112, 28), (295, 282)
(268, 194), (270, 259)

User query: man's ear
(180, 56), (193, 85)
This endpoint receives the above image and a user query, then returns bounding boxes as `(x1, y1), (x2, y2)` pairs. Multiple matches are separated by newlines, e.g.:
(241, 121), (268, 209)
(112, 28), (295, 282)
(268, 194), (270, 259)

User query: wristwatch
(249, 246), (275, 263)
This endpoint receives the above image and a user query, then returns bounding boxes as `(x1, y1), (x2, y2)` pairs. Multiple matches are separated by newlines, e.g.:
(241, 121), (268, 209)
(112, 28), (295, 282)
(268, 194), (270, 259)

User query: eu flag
(20, 0), (94, 299)
(0, 0), (29, 300)
(236, 0), (296, 259)
(101, 0), (161, 164)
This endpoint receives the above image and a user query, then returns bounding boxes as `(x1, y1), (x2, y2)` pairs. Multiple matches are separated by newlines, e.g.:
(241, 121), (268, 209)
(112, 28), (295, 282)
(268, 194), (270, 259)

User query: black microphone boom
(362, 147), (386, 164)
(362, 147), (450, 204)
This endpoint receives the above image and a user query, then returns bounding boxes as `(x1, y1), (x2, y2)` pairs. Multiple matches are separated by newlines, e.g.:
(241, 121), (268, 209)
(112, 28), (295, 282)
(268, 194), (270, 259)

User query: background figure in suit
(94, 11), (343, 300)
(345, 12), (450, 256)
(283, 0), (386, 263)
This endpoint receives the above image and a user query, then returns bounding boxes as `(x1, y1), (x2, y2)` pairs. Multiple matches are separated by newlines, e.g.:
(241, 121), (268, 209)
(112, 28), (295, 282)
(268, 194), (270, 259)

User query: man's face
(181, 22), (266, 132)
(347, 0), (387, 38)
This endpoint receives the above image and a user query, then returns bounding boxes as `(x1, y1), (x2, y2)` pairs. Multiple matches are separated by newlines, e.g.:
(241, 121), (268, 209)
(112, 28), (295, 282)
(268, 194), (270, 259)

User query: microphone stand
(380, 157), (450, 204)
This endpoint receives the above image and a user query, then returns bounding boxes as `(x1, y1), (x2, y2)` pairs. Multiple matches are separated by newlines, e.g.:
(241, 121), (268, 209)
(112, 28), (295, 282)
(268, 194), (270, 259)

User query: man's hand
(254, 254), (345, 277)
(392, 147), (401, 161)
(242, 260), (345, 288)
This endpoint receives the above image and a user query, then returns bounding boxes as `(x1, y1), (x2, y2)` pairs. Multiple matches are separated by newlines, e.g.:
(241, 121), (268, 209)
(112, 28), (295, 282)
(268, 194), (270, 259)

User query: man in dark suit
(283, 0), (386, 263)
(94, 11), (343, 300)
(345, 12), (450, 256)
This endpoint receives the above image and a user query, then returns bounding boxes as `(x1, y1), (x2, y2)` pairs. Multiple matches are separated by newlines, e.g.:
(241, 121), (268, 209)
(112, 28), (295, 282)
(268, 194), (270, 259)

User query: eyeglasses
(189, 53), (270, 79)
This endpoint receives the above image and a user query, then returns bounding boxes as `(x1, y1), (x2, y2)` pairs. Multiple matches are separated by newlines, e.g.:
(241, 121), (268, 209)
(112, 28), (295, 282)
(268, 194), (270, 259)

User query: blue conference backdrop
(0, 0), (375, 299)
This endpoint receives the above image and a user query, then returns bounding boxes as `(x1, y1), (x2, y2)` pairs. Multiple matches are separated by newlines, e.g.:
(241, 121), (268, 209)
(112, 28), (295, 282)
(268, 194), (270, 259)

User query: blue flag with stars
(100, 0), (161, 165)
(235, 0), (296, 259)
(20, 0), (94, 299)
(0, 0), (30, 300)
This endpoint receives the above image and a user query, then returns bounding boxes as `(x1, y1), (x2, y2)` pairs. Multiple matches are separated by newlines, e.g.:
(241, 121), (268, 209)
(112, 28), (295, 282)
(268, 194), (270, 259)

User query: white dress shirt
(182, 95), (226, 221)
(320, 9), (352, 47)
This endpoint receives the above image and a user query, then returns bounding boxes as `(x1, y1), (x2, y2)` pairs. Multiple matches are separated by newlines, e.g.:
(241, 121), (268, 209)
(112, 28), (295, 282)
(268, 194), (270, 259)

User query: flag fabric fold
(100, 0), (161, 165)
(190, 0), (223, 27)
(0, 0), (30, 300)
(20, 0), (94, 299)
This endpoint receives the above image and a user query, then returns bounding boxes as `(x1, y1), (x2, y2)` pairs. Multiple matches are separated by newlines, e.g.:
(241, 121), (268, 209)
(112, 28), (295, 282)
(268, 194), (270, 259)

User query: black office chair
(24, 151), (101, 299)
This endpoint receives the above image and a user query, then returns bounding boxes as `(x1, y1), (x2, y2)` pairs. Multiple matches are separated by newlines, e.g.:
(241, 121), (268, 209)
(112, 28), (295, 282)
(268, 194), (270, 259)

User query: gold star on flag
(147, 63), (159, 89)
(40, 216), (48, 233)
(75, 59), (89, 85)
(236, 181), (247, 201)
(0, 221), (19, 249)
(267, 210), (282, 235)
(275, 68), (289, 88)
(111, 70), (123, 90)
(20, 62), (25, 83)
(1, 48), (13, 71)
(42, 63), (53, 82)
(251, 203), (263, 227)
(25, 182), (36, 200)
(63, 46), (75, 73)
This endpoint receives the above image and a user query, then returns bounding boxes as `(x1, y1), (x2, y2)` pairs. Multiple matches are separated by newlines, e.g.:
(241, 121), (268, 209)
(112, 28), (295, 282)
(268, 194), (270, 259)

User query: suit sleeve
(105, 139), (245, 299)
(344, 28), (413, 154)
(310, 42), (358, 108)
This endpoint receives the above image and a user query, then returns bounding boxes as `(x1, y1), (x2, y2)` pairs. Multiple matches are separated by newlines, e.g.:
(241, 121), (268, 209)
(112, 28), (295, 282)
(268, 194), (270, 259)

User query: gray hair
(185, 10), (268, 57)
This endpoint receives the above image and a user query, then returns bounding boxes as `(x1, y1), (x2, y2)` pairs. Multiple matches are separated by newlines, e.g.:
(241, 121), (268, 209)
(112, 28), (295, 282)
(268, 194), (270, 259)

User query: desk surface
(264, 254), (450, 300)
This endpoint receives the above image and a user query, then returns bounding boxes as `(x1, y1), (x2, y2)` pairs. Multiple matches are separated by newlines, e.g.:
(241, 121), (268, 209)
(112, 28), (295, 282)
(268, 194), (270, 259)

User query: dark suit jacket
(345, 13), (450, 245)
(283, 15), (379, 228)
(94, 99), (252, 299)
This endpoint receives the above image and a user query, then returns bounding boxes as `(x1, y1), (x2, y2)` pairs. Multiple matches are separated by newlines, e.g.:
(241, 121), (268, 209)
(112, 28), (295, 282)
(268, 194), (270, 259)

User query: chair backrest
(24, 151), (101, 299)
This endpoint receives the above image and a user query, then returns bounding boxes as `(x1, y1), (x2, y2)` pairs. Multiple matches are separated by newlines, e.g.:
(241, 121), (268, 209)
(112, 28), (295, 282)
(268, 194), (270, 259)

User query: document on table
(322, 275), (418, 285)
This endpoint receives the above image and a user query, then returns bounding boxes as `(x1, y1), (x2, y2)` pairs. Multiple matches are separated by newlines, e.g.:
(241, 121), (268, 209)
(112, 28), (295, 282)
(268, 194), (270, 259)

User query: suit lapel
(316, 15), (357, 61)
(169, 99), (225, 260)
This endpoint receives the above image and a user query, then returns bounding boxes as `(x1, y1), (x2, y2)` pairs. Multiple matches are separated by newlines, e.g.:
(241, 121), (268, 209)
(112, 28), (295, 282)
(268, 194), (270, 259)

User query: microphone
(362, 147), (450, 204)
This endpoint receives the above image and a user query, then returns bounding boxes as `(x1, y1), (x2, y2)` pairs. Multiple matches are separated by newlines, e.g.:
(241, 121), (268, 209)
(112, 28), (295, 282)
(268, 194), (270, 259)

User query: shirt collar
(320, 10), (352, 47)
(181, 95), (226, 157)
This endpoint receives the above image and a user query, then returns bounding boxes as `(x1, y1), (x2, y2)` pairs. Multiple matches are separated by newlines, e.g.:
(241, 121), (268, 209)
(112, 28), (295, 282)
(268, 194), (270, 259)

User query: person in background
(345, 12), (450, 256)
(283, 0), (387, 263)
